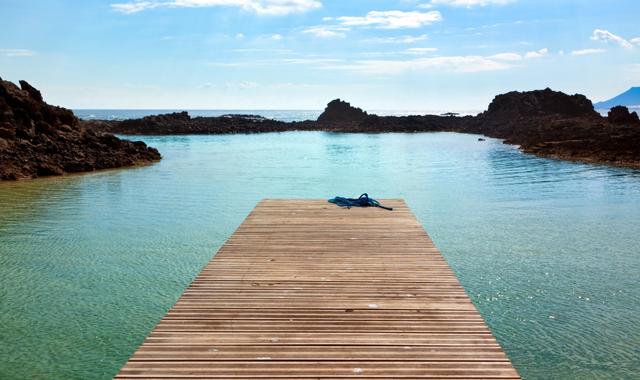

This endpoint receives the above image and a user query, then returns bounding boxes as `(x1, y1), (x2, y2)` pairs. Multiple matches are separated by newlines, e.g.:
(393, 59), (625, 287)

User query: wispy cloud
(0, 49), (36, 57)
(230, 81), (260, 89)
(571, 48), (606, 56)
(303, 10), (441, 39)
(206, 57), (343, 68)
(363, 34), (429, 44)
(524, 47), (548, 58)
(302, 25), (349, 38)
(590, 29), (635, 49)
(279, 58), (343, 65)
(486, 48), (549, 61)
(206, 46), (547, 75)
(488, 52), (522, 61)
(111, 0), (322, 15)
(336, 10), (443, 29)
(406, 47), (438, 54)
(326, 48), (550, 75)
(483, 48), (548, 62)
(232, 48), (293, 54)
(329, 55), (512, 74)
(421, 0), (514, 8)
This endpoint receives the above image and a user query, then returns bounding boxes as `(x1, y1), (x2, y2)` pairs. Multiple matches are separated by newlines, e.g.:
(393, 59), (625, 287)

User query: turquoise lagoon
(1, 131), (639, 379)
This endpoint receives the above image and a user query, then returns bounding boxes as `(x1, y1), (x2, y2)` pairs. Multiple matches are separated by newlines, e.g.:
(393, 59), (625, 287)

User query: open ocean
(72, 107), (626, 121)
(72, 109), (485, 122)
(0, 111), (639, 379)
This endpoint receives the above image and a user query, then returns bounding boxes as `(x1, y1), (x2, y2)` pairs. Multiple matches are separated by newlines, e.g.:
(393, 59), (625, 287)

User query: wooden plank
(115, 199), (519, 379)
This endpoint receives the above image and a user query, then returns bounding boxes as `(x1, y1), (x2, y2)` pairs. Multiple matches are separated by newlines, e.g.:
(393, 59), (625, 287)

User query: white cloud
(328, 55), (512, 75)
(488, 52), (522, 61)
(111, 0), (322, 15)
(590, 29), (632, 49)
(302, 26), (349, 38)
(524, 47), (548, 58)
(271, 33), (283, 40)
(207, 57), (343, 68)
(364, 34), (429, 44)
(207, 47), (548, 76)
(237, 81), (260, 88)
(235, 33), (244, 38)
(571, 48), (606, 56)
(422, 0), (514, 8)
(336, 10), (442, 29)
(631, 37), (640, 45)
(112, 1), (157, 13)
(222, 81), (260, 89)
(0, 49), (36, 57)
(406, 47), (438, 54)
(279, 58), (343, 65)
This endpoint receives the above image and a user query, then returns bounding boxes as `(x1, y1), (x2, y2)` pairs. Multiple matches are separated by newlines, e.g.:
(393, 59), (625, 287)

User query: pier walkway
(116, 199), (520, 379)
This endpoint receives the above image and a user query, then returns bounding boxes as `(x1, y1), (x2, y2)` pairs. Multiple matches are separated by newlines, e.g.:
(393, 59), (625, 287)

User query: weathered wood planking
(116, 199), (520, 379)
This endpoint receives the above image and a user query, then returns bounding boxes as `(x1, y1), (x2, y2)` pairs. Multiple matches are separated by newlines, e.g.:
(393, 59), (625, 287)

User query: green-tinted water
(1, 132), (639, 379)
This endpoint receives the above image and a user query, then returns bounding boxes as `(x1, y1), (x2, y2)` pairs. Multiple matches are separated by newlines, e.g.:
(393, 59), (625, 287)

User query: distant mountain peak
(594, 87), (640, 109)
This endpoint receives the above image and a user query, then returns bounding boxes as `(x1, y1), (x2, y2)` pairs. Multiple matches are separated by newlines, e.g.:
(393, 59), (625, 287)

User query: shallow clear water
(1, 132), (639, 379)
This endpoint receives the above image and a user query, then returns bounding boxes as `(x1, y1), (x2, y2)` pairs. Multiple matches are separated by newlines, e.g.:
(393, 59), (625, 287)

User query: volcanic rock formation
(0, 78), (161, 180)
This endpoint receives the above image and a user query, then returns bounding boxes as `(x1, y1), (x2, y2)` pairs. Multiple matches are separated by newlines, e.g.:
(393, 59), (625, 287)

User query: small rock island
(0, 78), (161, 180)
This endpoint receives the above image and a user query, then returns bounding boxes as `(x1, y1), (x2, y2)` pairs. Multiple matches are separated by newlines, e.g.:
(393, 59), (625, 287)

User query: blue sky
(1, 0), (639, 110)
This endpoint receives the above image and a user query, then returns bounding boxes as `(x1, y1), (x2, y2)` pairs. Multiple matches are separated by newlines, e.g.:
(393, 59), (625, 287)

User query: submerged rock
(0, 78), (161, 180)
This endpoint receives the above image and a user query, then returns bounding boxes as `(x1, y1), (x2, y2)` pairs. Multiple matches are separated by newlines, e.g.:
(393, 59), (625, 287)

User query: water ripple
(1, 132), (639, 379)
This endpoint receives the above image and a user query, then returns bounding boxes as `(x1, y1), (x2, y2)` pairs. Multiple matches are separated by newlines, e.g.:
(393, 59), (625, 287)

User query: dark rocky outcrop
(86, 111), (311, 135)
(484, 88), (598, 119)
(467, 91), (639, 167)
(84, 88), (640, 169)
(317, 99), (368, 124)
(608, 106), (640, 125)
(0, 78), (161, 180)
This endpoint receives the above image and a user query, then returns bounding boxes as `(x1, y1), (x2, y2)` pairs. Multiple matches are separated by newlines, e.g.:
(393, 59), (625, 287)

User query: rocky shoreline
(85, 88), (640, 169)
(0, 78), (161, 180)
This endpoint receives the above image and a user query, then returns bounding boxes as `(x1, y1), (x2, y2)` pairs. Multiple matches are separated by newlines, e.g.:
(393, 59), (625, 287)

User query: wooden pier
(116, 199), (520, 379)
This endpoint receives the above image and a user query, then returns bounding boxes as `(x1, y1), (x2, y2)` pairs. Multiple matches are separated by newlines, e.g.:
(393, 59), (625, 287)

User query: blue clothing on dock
(328, 193), (393, 211)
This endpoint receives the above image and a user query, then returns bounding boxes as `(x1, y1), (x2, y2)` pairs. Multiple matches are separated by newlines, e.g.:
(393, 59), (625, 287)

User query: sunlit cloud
(421, 0), (514, 8)
(111, 0), (322, 15)
(325, 56), (512, 75)
(524, 47), (548, 58)
(363, 34), (429, 44)
(571, 48), (606, 56)
(590, 29), (633, 49)
(302, 26), (349, 38)
(488, 52), (522, 61)
(406, 47), (438, 54)
(336, 10), (442, 29)
(0, 49), (36, 57)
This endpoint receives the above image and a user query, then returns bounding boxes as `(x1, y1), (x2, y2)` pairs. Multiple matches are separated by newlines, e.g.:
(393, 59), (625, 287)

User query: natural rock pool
(1, 132), (639, 379)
